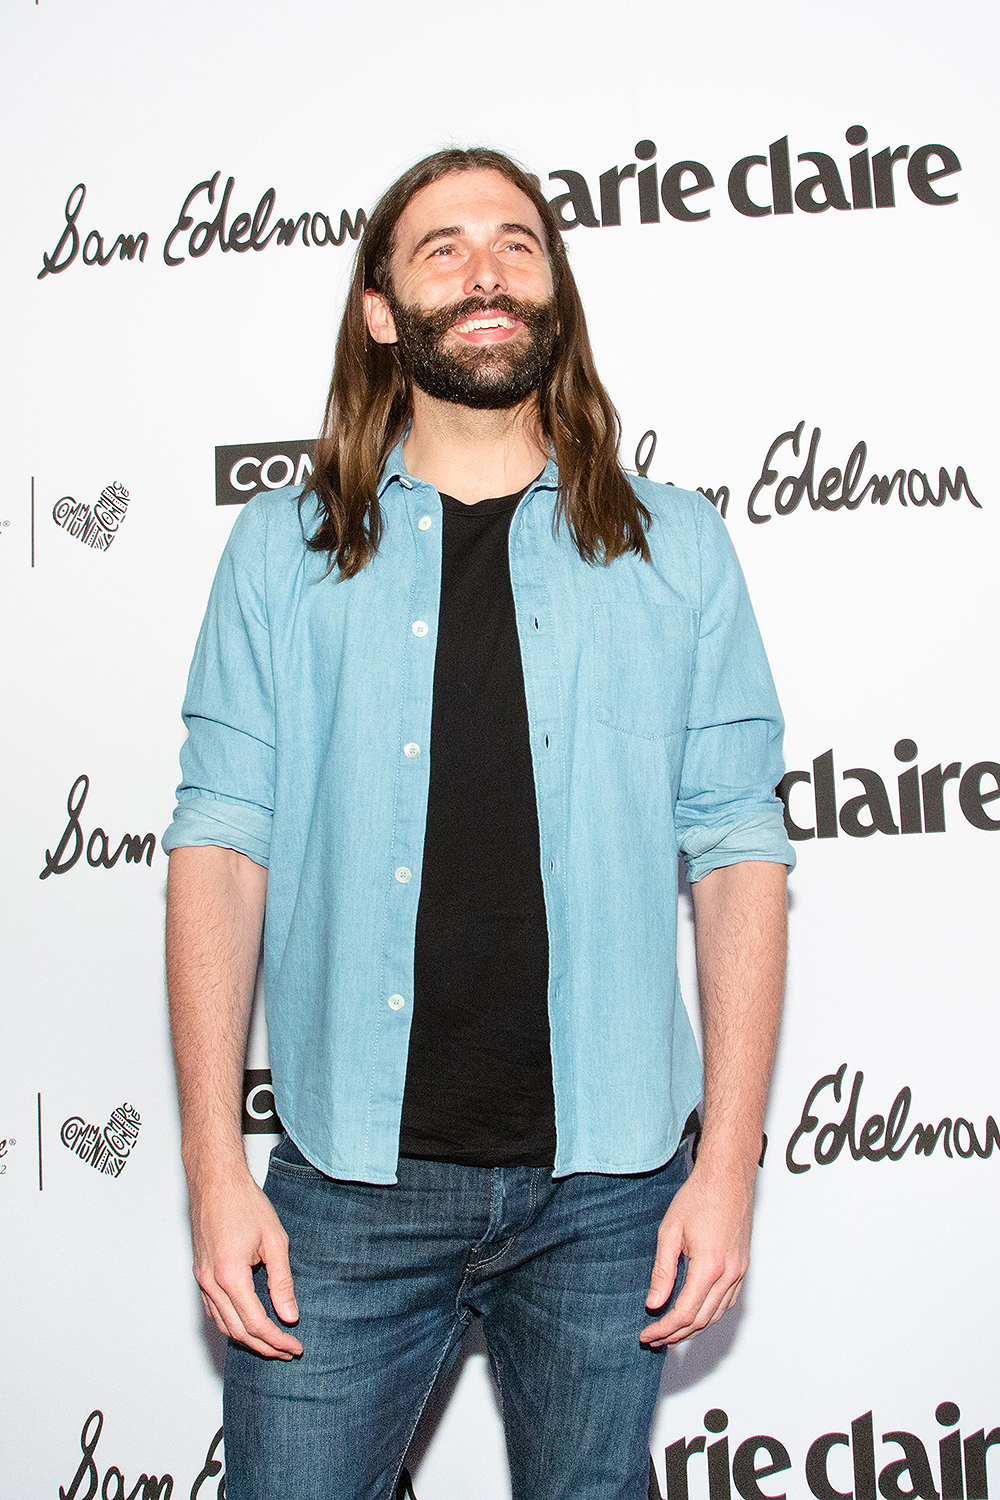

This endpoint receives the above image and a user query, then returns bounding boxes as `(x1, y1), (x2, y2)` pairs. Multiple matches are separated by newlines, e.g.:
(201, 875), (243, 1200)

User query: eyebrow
(409, 221), (545, 258)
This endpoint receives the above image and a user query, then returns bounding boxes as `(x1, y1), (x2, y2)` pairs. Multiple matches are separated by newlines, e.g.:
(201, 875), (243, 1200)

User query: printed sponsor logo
(777, 743), (1000, 841)
(0, 1135), (16, 1177)
(746, 422), (979, 524)
(551, 126), (960, 229)
(242, 1069), (282, 1135)
(60, 1409), (223, 1500)
(37, 125), (962, 280)
(38, 176), (366, 279)
(786, 1066), (999, 1173)
(634, 425), (980, 524)
(215, 441), (315, 506)
(52, 481), (131, 551)
(59, 1409), (418, 1499)
(219, 423), (979, 525)
(60, 1103), (141, 1179)
(652, 1403), (998, 1500)
(39, 774), (157, 879)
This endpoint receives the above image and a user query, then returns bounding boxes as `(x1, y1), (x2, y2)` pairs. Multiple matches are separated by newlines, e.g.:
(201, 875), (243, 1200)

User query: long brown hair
(300, 146), (652, 578)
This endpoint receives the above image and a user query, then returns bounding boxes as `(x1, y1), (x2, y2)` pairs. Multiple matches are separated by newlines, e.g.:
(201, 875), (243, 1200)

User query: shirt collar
(376, 429), (559, 501)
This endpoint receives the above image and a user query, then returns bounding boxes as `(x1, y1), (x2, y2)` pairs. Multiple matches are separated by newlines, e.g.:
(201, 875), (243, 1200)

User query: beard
(383, 289), (559, 410)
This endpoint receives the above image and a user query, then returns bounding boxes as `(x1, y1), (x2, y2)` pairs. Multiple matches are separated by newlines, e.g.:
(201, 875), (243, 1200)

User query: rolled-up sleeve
(675, 495), (795, 883)
(161, 498), (274, 868)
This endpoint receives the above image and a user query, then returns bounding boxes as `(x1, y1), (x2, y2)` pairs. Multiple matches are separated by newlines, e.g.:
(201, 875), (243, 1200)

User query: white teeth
(455, 316), (515, 332)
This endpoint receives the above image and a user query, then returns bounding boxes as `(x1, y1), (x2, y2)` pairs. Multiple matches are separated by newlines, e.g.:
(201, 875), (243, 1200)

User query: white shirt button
(394, 866), (412, 883)
(388, 993), (406, 1010)
(412, 620), (428, 637)
(399, 479), (412, 490)
(403, 742), (421, 758)
(418, 515), (432, 531)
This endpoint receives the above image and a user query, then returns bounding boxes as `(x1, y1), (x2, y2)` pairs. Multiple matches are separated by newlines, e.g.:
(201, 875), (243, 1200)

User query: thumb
(264, 1239), (299, 1324)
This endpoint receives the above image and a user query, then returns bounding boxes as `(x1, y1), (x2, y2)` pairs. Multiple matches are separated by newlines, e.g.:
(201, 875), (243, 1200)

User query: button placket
(378, 484), (440, 1053)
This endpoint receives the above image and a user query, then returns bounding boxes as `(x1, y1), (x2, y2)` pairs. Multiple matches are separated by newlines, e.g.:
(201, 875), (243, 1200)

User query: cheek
(402, 260), (465, 299)
(512, 261), (555, 299)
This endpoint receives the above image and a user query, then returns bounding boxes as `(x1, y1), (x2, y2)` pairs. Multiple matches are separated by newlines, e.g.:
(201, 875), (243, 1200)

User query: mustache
(407, 292), (556, 339)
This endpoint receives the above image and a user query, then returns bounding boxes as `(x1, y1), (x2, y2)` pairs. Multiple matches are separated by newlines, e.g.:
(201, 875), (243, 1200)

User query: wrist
(693, 1128), (764, 1184)
(181, 1133), (249, 1184)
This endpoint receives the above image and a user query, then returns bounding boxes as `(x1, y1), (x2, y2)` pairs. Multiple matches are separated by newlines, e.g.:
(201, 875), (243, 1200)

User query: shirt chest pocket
(591, 603), (697, 739)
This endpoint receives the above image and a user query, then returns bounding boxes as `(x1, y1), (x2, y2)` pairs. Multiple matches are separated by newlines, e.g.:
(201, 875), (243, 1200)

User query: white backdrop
(2, 1), (998, 1496)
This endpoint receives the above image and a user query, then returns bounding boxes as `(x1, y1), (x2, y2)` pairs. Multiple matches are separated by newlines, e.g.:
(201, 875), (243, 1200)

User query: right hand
(188, 1162), (303, 1359)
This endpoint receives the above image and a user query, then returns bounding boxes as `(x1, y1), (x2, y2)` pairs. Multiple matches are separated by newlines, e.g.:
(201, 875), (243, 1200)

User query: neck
(402, 387), (550, 504)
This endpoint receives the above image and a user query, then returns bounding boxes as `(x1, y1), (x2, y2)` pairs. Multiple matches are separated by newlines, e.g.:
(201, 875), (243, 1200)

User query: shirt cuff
(161, 794), (272, 868)
(681, 809), (796, 883)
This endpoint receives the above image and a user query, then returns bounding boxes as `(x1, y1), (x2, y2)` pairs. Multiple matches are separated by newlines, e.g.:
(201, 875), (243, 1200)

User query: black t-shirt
(397, 478), (557, 1168)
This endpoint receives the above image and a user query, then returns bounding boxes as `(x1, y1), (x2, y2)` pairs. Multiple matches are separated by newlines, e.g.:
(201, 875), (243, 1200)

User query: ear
(364, 288), (398, 345)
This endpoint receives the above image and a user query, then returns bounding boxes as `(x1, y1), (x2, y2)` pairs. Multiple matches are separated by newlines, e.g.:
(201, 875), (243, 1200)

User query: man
(163, 146), (795, 1500)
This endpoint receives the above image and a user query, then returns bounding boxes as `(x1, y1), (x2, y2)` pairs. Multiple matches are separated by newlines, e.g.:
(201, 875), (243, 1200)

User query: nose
(463, 245), (507, 298)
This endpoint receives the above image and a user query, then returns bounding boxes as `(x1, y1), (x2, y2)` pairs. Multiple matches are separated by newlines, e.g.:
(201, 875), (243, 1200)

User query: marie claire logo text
(53, 482), (130, 551)
(652, 1403), (999, 1500)
(61, 1103), (141, 1178)
(551, 126), (960, 230)
(777, 742), (999, 841)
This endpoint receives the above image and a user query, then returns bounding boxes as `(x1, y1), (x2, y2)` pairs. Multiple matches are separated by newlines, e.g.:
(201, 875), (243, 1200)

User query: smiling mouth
(450, 313), (523, 343)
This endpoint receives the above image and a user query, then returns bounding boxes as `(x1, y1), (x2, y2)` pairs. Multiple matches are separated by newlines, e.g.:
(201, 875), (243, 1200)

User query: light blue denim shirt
(162, 439), (795, 1184)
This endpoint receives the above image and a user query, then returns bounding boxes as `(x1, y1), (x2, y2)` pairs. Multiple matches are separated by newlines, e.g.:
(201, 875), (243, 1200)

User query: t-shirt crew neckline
(437, 470), (545, 517)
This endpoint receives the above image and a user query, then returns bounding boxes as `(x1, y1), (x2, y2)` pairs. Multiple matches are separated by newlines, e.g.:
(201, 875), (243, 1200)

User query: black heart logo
(60, 1102), (141, 1177)
(52, 481), (130, 551)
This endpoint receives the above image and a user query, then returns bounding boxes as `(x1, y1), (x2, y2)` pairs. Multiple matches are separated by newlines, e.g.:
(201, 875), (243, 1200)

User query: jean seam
(465, 1235), (516, 1273)
(387, 1317), (466, 1500)
(488, 1344), (510, 1486)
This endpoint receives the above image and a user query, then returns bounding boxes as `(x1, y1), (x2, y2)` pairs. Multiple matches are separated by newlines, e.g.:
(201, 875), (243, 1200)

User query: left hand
(640, 1162), (754, 1346)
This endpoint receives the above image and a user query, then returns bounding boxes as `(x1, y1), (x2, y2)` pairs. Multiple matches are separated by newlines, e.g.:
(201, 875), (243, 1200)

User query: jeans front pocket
(268, 1131), (326, 1179)
(591, 602), (696, 740)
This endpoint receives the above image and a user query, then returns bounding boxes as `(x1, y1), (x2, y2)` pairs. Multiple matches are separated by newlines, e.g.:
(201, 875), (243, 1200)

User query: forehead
(394, 168), (546, 258)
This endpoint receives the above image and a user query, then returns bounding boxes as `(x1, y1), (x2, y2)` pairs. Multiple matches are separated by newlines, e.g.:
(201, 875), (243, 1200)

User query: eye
(503, 240), (531, 253)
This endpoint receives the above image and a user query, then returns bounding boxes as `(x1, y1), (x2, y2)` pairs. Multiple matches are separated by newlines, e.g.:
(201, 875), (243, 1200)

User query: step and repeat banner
(2, 0), (997, 1496)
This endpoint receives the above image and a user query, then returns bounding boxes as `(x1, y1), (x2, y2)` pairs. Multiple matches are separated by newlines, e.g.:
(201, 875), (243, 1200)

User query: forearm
(690, 859), (788, 1182)
(165, 844), (268, 1179)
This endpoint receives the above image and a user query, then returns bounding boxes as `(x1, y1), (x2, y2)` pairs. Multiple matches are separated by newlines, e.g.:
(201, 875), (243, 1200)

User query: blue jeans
(223, 1134), (689, 1500)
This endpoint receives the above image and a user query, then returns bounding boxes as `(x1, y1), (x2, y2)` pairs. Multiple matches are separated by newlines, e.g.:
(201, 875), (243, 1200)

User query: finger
(200, 1289), (229, 1339)
(646, 1231), (683, 1310)
(263, 1234), (299, 1325)
(641, 1257), (723, 1342)
(663, 1274), (733, 1344)
(709, 1277), (744, 1324)
(217, 1263), (304, 1357)
(204, 1277), (299, 1359)
(658, 1264), (747, 1345)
